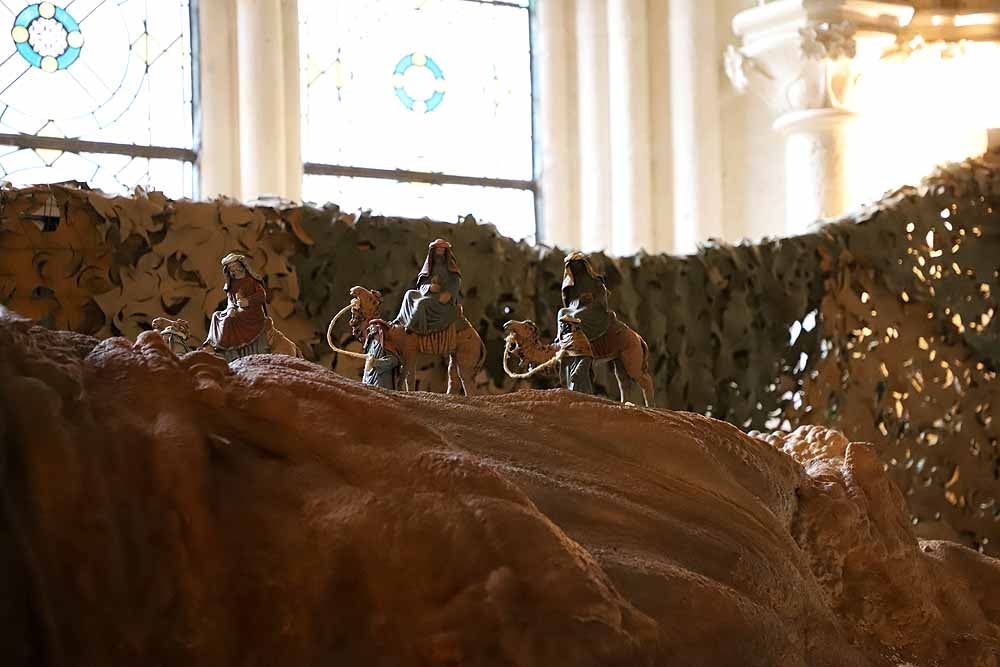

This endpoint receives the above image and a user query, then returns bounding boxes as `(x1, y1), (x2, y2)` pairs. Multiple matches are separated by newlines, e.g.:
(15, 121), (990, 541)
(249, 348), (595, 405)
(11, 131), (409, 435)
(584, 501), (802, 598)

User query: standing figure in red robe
(204, 252), (271, 361)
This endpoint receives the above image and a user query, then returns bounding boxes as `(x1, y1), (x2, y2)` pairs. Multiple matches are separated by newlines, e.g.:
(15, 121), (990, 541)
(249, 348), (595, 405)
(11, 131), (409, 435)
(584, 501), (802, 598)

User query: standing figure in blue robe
(556, 253), (612, 394)
(362, 319), (400, 390)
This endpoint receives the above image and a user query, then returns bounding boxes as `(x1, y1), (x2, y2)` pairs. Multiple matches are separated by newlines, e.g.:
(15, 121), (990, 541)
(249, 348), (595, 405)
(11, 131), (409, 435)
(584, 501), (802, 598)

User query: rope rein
(502, 333), (564, 379)
(326, 302), (372, 362)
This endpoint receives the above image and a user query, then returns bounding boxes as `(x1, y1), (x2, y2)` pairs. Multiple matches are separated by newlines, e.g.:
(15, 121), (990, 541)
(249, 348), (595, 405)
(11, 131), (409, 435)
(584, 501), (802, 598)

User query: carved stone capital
(799, 20), (857, 60)
(726, 1), (914, 115)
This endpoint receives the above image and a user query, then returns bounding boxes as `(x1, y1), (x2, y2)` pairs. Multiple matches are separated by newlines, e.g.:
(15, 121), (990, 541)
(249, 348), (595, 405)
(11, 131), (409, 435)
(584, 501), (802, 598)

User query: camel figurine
(502, 318), (654, 407)
(261, 319), (304, 358)
(327, 286), (485, 395)
(501, 320), (560, 378)
(152, 315), (303, 359)
(152, 317), (193, 355)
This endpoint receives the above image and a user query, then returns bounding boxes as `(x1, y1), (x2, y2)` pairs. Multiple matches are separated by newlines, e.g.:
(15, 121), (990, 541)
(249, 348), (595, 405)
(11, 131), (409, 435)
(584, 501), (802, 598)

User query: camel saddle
(415, 305), (471, 356)
(588, 312), (630, 359)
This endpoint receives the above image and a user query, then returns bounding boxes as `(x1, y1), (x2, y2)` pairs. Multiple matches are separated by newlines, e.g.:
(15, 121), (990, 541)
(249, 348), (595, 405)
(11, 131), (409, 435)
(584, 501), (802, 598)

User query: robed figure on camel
(394, 238), (462, 335)
(327, 239), (485, 394)
(503, 252), (654, 406)
(199, 253), (302, 362)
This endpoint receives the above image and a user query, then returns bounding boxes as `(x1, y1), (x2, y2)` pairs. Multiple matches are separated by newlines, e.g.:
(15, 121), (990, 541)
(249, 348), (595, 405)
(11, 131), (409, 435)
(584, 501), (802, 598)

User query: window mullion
(304, 162), (535, 191)
(0, 133), (197, 162)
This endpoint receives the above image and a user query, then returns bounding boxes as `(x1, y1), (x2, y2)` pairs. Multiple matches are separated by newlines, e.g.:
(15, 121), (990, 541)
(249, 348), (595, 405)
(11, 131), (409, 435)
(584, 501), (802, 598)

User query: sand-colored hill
(1, 307), (998, 666)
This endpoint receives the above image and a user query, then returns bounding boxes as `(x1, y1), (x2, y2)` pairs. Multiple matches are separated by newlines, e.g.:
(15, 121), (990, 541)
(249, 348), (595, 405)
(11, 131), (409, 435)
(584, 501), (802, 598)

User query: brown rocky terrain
(1, 306), (999, 666)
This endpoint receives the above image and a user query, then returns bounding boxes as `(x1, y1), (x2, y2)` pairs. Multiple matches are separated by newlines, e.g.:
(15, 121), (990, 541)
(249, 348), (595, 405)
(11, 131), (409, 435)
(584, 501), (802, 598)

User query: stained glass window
(0, 1), (196, 198)
(300, 0), (536, 241)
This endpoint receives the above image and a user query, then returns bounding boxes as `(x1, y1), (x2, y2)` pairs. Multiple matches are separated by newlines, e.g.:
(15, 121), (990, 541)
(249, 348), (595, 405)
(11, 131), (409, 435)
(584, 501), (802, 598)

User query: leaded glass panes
(0, 1), (196, 196)
(0, 144), (193, 198)
(303, 173), (536, 242)
(301, 0), (532, 180)
(300, 0), (536, 241)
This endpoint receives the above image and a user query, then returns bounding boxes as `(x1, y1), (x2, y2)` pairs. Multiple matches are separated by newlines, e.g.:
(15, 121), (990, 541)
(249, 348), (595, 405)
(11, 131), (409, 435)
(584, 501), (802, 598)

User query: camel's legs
(637, 374), (654, 407)
(446, 355), (462, 395)
(611, 359), (629, 403)
(620, 345), (654, 407)
(401, 356), (416, 392)
(458, 361), (477, 396)
(446, 354), (478, 396)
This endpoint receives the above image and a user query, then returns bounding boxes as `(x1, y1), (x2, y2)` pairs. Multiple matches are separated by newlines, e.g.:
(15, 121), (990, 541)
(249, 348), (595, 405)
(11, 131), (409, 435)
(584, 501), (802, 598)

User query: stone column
(574, 0), (612, 253)
(608, 0), (654, 255)
(281, 0), (302, 202)
(669, 0), (724, 253)
(236, 0), (288, 200)
(198, 0), (240, 199)
(646, 0), (673, 254)
(536, 0), (580, 250)
(727, 0), (914, 234)
(776, 108), (857, 231)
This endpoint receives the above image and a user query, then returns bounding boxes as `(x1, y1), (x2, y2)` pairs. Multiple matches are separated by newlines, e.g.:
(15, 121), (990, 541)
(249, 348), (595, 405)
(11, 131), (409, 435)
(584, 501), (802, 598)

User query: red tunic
(208, 276), (268, 349)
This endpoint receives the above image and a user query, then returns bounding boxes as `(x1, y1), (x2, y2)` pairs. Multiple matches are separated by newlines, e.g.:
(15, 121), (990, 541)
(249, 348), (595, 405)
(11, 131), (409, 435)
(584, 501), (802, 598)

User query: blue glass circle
(12, 4), (83, 71)
(392, 53), (445, 113)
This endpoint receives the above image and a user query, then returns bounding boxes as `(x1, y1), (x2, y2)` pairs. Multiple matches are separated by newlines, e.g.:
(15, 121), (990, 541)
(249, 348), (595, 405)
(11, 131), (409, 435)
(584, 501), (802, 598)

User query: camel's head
(152, 317), (190, 338)
(502, 319), (540, 352)
(349, 286), (383, 317)
(348, 286), (383, 338)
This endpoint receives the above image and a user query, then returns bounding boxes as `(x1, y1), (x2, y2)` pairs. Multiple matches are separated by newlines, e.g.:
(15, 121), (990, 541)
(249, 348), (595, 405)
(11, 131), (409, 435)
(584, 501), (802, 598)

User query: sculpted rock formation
(1, 307), (999, 666)
(4, 157), (1000, 554)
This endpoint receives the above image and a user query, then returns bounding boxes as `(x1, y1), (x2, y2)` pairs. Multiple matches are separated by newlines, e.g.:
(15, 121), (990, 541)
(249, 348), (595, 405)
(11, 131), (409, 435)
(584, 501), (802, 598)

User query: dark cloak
(362, 320), (400, 390)
(395, 242), (463, 335)
(558, 254), (610, 341)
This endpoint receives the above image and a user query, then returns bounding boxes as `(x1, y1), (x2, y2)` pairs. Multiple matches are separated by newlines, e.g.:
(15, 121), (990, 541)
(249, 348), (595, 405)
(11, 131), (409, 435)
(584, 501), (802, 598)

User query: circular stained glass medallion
(12, 3), (84, 72)
(392, 52), (445, 113)
(0, 0), (143, 137)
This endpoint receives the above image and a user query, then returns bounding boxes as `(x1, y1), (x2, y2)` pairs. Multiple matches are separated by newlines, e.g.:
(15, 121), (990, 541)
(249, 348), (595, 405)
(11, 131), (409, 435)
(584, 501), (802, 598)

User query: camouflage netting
(2, 155), (1000, 554)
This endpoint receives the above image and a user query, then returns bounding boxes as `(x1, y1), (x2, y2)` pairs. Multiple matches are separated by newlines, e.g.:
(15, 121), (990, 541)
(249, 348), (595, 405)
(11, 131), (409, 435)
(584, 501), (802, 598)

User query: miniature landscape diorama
(3, 150), (1000, 664)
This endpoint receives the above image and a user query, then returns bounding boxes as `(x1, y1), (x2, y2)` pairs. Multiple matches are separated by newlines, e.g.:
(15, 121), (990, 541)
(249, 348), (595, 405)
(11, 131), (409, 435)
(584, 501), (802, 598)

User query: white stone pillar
(607, 0), (654, 256)
(776, 108), (857, 232)
(669, 0), (724, 254)
(536, 0), (580, 250)
(575, 0), (613, 253)
(236, 0), (288, 199)
(727, 1), (914, 235)
(281, 0), (302, 202)
(198, 0), (241, 199)
(646, 0), (673, 254)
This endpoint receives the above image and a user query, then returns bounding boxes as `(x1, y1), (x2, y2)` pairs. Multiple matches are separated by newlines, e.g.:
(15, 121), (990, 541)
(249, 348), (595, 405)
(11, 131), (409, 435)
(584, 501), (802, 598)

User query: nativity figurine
(394, 238), (463, 335)
(557, 313), (595, 394)
(502, 252), (655, 406)
(202, 252), (302, 362)
(152, 317), (192, 355)
(326, 239), (485, 395)
(362, 318), (401, 390)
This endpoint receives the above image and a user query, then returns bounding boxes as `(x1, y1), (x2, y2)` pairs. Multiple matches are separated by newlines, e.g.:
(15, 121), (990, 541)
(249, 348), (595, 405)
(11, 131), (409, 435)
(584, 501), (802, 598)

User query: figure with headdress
(204, 252), (271, 361)
(362, 319), (401, 390)
(555, 253), (612, 393)
(559, 252), (611, 342)
(394, 239), (463, 335)
(502, 252), (653, 404)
